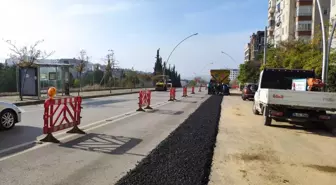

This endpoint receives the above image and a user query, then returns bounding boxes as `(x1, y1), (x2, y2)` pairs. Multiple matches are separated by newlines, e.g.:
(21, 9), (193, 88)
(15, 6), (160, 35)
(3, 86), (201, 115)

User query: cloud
(63, 2), (135, 16)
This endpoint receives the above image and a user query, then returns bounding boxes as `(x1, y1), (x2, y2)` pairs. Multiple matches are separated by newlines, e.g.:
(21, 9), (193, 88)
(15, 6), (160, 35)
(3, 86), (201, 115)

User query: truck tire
(264, 116), (272, 126)
(252, 102), (260, 115)
(263, 106), (272, 126)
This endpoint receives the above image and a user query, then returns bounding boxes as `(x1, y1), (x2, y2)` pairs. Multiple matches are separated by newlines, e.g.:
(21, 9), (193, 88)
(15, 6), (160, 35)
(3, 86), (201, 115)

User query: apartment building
(272, 0), (330, 47)
(330, 0), (336, 48)
(229, 69), (239, 80)
(268, 0), (276, 44)
(249, 31), (265, 61)
(244, 43), (251, 62)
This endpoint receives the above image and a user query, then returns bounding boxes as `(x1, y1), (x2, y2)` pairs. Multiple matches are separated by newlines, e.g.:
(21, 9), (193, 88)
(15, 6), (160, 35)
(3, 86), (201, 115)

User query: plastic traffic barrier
(137, 90), (153, 111)
(182, 87), (187, 97)
(168, 88), (176, 101)
(191, 86), (195, 94)
(41, 96), (85, 143)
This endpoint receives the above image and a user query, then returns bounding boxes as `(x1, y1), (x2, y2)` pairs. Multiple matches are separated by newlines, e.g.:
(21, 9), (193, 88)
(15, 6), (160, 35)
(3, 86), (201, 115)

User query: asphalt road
(0, 88), (209, 185)
(0, 88), (202, 156)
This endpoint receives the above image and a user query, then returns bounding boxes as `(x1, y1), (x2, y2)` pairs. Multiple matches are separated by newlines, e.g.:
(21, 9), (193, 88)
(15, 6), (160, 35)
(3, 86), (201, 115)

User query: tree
(237, 61), (260, 84)
(76, 49), (88, 95)
(5, 39), (54, 100)
(260, 37), (336, 91)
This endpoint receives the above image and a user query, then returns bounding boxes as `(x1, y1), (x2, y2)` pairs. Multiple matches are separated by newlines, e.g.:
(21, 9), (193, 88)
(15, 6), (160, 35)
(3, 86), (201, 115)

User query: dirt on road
(209, 95), (336, 185)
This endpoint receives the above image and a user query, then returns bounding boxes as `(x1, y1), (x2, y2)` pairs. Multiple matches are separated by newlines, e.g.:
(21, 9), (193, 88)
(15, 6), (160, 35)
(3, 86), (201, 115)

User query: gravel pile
(115, 95), (223, 185)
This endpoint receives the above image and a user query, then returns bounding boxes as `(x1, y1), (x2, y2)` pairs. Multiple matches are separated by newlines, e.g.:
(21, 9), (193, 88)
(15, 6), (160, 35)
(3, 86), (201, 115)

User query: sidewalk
(0, 88), (155, 106)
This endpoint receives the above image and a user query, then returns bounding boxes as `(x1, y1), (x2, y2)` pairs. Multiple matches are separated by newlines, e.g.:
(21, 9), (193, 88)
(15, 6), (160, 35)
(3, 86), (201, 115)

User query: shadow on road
(60, 133), (142, 155)
(82, 99), (130, 108)
(269, 123), (335, 138)
(147, 109), (184, 115)
(175, 100), (198, 103)
(0, 126), (41, 157)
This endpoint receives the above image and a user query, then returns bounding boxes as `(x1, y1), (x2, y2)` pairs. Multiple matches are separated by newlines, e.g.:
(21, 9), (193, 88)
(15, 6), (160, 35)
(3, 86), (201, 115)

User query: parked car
(241, 84), (258, 100)
(0, 102), (22, 130)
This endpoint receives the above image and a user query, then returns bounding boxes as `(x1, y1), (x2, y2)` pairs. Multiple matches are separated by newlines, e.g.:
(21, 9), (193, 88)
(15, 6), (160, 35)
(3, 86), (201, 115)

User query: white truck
(253, 68), (336, 126)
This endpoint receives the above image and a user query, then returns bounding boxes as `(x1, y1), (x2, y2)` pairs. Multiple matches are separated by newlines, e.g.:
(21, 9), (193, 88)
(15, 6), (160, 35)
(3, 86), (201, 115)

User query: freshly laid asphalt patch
(115, 95), (223, 185)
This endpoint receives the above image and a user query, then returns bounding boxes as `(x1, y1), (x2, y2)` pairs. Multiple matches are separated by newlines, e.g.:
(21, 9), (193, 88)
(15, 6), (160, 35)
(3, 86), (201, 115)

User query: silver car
(0, 102), (22, 130)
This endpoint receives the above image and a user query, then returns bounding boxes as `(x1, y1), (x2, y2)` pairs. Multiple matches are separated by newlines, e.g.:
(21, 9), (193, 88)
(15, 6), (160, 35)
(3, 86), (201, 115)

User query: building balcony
(296, 15), (312, 21)
(296, 0), (313, 6)
(269, 6), (275, 13)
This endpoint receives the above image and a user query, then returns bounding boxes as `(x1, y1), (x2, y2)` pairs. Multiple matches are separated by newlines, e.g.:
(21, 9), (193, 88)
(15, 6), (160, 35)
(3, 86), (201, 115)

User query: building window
(323, 9), (328, 15)
(297, 5), (312, 16)
(277, 3), (281, 12)
(297, 21), (312, 31)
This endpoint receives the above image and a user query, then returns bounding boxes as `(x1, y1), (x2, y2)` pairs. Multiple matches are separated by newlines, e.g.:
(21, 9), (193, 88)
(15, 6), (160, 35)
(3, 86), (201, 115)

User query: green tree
(260, 38), (336, 91)
(237, 61), (260, 84)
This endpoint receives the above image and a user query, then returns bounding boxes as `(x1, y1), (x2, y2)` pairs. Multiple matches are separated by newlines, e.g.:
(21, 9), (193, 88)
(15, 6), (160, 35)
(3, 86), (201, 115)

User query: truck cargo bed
(259, 89), (336, 111)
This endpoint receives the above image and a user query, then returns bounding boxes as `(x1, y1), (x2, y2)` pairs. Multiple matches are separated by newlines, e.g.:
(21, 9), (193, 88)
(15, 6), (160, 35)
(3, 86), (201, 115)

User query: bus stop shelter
(18, 61), (73, 99)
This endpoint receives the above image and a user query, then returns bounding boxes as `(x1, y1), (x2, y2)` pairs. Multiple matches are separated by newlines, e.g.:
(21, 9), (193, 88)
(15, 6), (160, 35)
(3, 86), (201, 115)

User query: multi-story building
(330, 0), (336, 48)
(268, 0), (276, 44)
(273, 0), (330, 47)
(244, 43), (251, 62)
(249, 31), (265, 61)
(229, 69), (239, 80)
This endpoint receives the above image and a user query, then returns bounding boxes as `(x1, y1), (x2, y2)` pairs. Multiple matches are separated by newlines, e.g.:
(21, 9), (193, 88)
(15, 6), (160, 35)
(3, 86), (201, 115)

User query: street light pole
(221, 51), (238, 63)
(316, 0), (327, 86)
(163, 33), (199, 81)
(263, 26), (267, 65)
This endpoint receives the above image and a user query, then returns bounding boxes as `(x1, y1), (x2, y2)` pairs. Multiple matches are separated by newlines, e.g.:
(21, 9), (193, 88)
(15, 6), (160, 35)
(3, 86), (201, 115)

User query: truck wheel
(264, 116), (272, 126)
(252, 102), (260, 115)
(263, 106), (272, 126)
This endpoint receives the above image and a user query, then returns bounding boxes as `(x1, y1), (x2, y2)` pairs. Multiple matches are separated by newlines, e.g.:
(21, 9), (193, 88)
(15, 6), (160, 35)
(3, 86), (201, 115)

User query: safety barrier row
(41, 96), (85, 143)
(137, 90), (153, 111)
(136, 86), (205, 112)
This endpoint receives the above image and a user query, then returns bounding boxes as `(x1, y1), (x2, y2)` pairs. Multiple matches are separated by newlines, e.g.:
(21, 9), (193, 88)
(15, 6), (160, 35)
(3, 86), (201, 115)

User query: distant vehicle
(0, 101), (22, 130)
(241, 84), (258, 100)
(208, 69), (231, 96)
(154, 75), (169, 91)
(253, 68), (336, 126)
(166, 79), (172, 89)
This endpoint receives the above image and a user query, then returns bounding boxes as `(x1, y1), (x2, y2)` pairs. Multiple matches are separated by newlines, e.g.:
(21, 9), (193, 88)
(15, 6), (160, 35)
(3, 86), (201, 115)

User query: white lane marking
(0, 98), (177, 162)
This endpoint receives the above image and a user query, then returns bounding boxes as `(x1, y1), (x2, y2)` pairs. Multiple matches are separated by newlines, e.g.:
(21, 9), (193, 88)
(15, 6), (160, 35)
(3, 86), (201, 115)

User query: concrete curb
(14, 89), (156, 106)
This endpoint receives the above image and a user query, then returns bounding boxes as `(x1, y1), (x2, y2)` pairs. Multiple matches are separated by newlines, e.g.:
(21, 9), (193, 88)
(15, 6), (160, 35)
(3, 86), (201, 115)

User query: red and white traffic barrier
(168, 88), (176, 101)
(41, 96), (85, 143)
(191, 86), (195, 94)
(182, 87), (188, 97)
(137, 90), (153, 111)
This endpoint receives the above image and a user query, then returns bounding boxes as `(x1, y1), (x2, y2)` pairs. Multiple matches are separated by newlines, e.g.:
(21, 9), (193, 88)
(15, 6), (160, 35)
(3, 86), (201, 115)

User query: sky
(0, 0), (268, 78)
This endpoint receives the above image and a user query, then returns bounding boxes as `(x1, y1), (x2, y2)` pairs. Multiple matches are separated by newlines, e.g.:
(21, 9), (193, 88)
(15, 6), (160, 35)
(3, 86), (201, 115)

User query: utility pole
(316, 0), (327, 88)
(263, 26), (267, 65)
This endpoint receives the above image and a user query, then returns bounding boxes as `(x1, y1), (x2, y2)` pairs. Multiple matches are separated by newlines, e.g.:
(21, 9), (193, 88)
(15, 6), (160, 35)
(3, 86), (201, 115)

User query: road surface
(209, 95), (336, 185)
(0, 88), (208, 185)
(0, 88), (202, 157)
